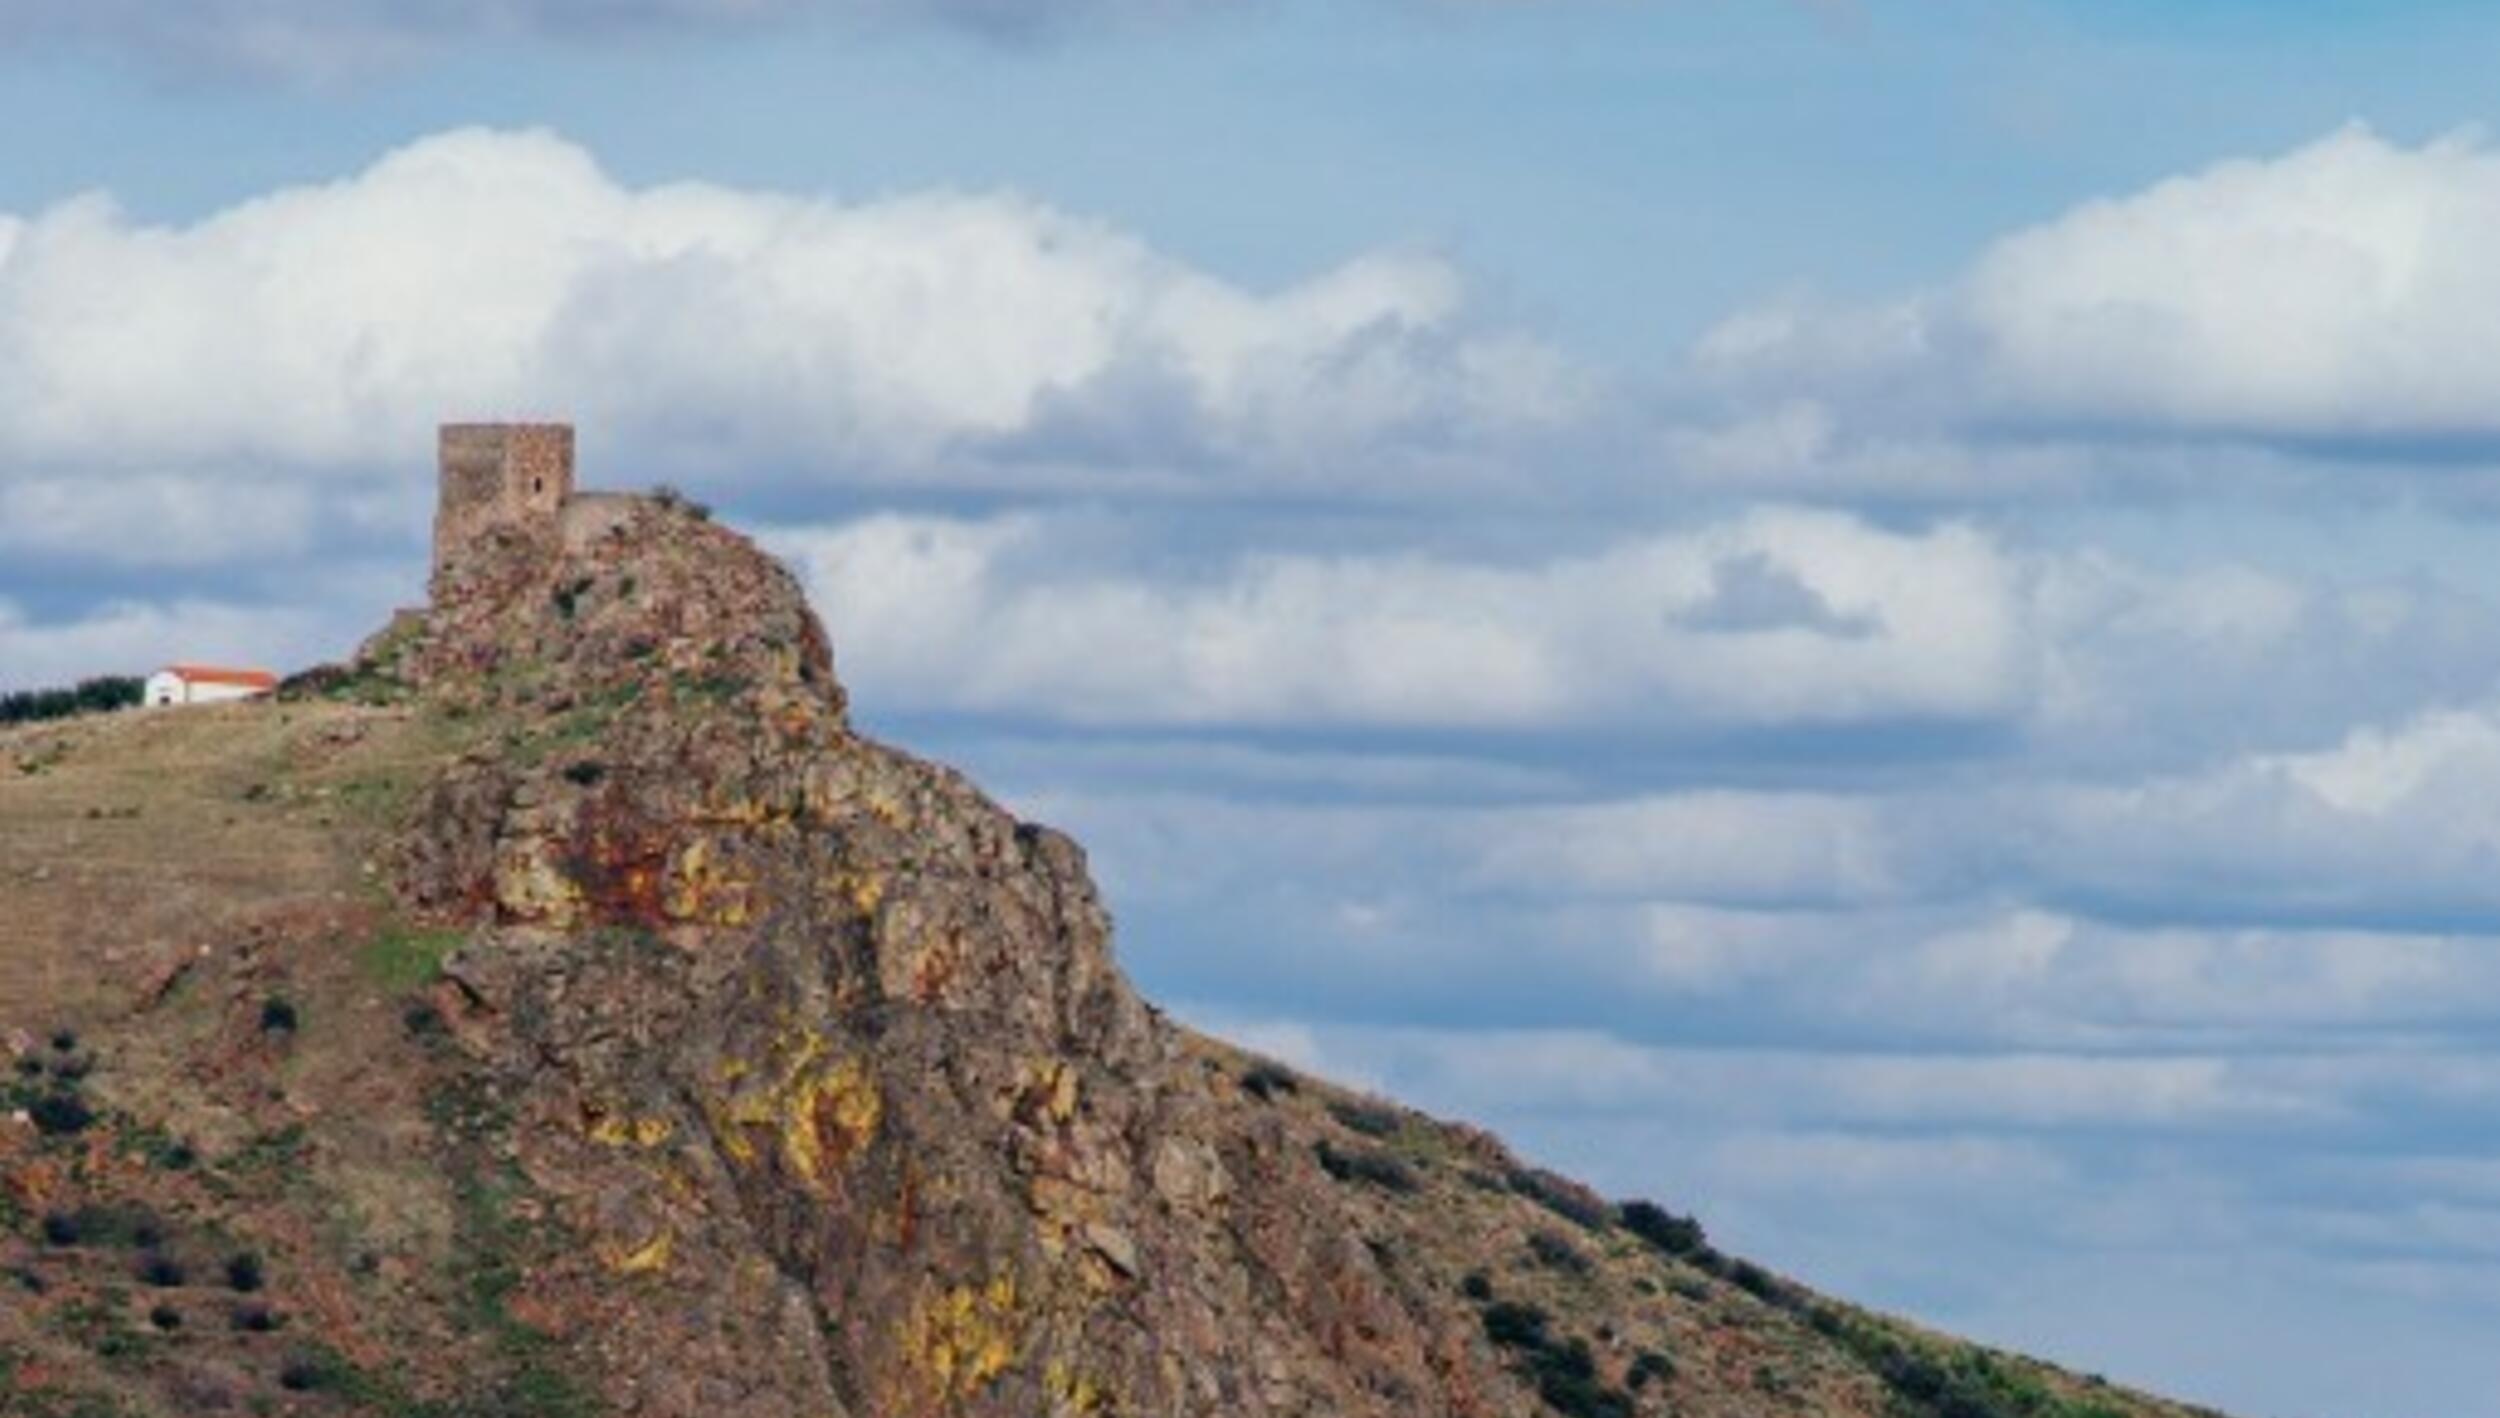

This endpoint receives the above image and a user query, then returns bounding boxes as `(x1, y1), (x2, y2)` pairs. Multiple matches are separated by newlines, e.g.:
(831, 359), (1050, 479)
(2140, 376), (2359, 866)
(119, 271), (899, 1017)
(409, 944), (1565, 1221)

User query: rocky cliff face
(0, 497), (2225, 1418)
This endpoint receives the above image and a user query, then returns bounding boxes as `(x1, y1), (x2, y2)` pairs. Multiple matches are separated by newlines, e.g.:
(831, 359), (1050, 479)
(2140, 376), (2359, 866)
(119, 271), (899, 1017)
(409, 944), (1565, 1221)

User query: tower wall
(432, 423), (575, 591)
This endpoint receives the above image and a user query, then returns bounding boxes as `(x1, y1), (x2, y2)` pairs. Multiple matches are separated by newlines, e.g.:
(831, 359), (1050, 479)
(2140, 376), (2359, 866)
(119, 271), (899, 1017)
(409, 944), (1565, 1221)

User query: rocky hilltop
(1, 493), (2225, 1418)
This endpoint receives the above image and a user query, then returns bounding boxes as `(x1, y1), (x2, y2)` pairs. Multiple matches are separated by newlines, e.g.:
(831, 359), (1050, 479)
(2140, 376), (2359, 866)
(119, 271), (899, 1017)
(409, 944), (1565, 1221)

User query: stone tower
(432, 422), (574, 592)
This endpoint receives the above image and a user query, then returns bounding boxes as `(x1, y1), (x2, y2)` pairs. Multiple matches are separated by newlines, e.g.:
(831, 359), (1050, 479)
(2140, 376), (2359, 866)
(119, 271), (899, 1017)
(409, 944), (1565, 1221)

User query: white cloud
(0, 127), (1573, 559)
(774, 505), (2025, 730)
(0, 596), (346, 688)
(1695, 124), (2500, 456)
(2035, 703), (2500, 922)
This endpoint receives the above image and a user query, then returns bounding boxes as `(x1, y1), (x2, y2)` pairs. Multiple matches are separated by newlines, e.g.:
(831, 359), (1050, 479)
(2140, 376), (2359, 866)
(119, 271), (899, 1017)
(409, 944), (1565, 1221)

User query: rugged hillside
(1, 495), (2227, 1418)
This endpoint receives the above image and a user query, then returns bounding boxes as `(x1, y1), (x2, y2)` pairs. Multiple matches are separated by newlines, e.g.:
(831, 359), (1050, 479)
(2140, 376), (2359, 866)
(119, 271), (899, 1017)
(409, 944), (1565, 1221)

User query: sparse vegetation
(551, 576), (595, 620)
(225, 1252), (266, 1294)
(1476, 1300), (1634, 1418)
(230, 1303), (280, 1333)
(1314, 1140), (1419, 1193)
(29, 1092), (95, 1136)
(0, 676), (141, 727)
(1506, 1167), (1609, 1231)
(650, 483), (713, 521)
(1525, 1229), (1591, 1275)
(360, 924), (466, 992)
(1240, 1061), (1299, 1100)
(1627, 1350), (1674, 1391)
(1619, 1198), (1707, 1258)
(1328, 1098), (1403, 1139)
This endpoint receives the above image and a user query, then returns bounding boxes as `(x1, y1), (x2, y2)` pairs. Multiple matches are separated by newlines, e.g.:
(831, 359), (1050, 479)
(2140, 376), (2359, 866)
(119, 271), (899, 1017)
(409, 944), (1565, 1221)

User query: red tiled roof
(164, 664), (279, 690)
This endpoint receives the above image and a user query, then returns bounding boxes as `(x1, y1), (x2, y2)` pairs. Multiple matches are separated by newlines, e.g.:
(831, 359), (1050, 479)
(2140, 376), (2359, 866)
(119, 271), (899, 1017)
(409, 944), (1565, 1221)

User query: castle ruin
(432, 422), (576, 587)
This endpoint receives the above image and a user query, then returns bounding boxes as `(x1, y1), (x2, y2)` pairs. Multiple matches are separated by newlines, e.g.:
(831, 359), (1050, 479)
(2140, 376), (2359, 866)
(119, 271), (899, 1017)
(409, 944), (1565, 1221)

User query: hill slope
(0, 496), (2226, 1418)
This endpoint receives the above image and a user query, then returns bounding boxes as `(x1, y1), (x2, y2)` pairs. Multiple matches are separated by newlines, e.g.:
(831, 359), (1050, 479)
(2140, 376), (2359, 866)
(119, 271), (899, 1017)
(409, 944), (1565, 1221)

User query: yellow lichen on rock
(494, 838), (586, 925)
(845, 872), (886, 917)
(1045, 1359), (1113, 1416)
(605, 1230), (673, 1276)
(711, 1025), (883, 1187)
(588, 1113), (675, 1148)
(665, 835), (756, 927)
(901, 1274), (1022, 1402)
(1009, 1057), (1081, 1124)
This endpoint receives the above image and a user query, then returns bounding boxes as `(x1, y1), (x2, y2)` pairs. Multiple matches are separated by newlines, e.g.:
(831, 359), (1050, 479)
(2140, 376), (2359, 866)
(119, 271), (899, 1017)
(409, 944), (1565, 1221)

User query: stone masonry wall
(432, 423), (576, 596)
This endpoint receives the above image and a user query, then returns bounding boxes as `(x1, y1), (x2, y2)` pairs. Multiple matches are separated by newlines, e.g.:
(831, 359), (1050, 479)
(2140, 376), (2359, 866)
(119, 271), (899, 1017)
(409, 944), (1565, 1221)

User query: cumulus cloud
(772, 505), (2023, 730)
(0, 126), (1573, 563)
(0, 595), (351, 689)
(2033, 703), (2500, 926)
(1689, 125), (2500, 478)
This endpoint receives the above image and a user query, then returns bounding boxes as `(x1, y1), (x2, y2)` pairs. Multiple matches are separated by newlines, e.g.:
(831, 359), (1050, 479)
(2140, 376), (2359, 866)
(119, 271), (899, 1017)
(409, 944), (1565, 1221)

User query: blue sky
(10, 3), (2500, 1415)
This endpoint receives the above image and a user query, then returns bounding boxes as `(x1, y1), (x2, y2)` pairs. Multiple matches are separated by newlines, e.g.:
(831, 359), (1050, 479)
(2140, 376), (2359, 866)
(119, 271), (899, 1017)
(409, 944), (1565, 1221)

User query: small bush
(561, 759), (607, 787)
(1480, 1302), (1636, 1418)
(650, 484), (713, 521)
(1314, 1141), (1419, 1193)
(1728, 1259), (1789, 1307)
(1240, 1062), (1299, 1101)
(1461, 1271), (1494, 1302)
(226, 1253), (267, 1294)
(49, 1205), (162, 1249)
(230, 1303), (280, 1333)
(1481, 1300), (1551, 1350)
(1328, 1099), (1402, 1139)
(1506, 1167), (1610, 1231)
(1526, 1229), (1591, 1275)
(259, 997), (299, 1035)
(1619, 1199), (1707, 1257)
(29, 1092), (94, 1136)
(50, 1030), (77, 1053)
(139, 1254), (187, 1288)
(550, 577), (593, 620)
(1530, 1341), (1633, 1418)
(1627, 1350), (1675, 1390)
(149, 1305), (182, 1332)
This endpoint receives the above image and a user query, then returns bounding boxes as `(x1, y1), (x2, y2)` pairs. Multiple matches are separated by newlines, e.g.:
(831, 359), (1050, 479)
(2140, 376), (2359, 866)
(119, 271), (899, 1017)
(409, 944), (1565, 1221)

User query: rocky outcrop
(0, 491), (2228, 1418)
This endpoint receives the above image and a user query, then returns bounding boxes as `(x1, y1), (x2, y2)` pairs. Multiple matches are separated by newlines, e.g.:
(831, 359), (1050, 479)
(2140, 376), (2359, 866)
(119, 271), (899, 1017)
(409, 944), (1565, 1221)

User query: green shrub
(29, 1092), (94, 1136)
(0, 676), (141, 726)
(1619, 1199), (1707, 1257)
(1481, 1300), (1550, 1349)
(1314, 1141), (1418, 1193)
(1526, 1229), (1590, 1275)
(1327, 1099), (1402, 1139)
(1240, 1062), (1299, 1101)
(1627, 1350), (1674, 1390)
(1506, 1167), (1609, 1230)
